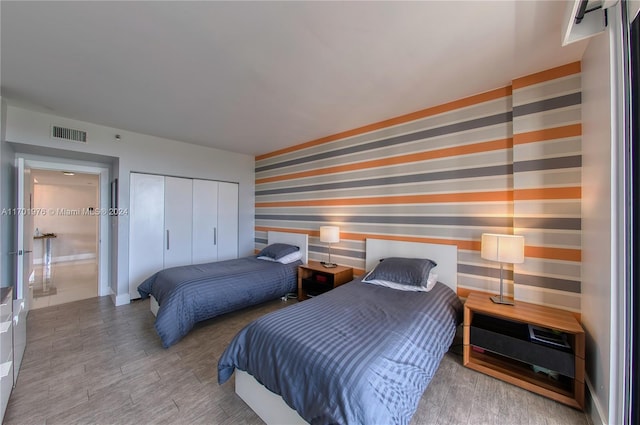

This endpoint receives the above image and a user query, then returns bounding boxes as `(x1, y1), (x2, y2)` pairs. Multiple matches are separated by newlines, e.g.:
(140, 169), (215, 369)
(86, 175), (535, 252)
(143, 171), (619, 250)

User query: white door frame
(22, 158), (110, 297)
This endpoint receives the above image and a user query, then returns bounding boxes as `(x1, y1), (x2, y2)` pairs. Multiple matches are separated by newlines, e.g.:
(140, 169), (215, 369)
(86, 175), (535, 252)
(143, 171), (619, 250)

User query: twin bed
(218, 238), (462, 425)
(137, 231), (309, 348)
(137, 232), (462, 424)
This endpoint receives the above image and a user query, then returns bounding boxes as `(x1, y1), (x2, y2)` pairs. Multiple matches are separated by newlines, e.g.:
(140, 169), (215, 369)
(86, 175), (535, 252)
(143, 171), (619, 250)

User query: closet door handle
(214, 227), (217, 245)
(166, 230), (170, 250)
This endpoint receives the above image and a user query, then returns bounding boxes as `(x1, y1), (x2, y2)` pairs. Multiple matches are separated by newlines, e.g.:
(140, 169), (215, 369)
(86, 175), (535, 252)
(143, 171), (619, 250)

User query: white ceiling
(32, 169), (98, 187)
(1, 1), (588, 156)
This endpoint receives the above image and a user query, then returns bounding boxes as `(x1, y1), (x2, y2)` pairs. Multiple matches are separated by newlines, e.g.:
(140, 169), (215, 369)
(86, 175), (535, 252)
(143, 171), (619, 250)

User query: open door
(13, 157), (33, 381)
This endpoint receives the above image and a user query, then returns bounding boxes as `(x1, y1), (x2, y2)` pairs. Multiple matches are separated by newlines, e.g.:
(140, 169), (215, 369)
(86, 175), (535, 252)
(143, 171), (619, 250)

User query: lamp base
(490, 295), (515, 305)
(320, 261), (337, 268)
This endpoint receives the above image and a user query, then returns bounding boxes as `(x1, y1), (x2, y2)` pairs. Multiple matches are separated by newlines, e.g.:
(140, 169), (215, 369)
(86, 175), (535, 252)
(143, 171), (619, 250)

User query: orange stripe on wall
(256, 86), (512, 161)
(512, 62), (581, 90)
(513, 124), (582, 145)
(256, 138), (513, 184)
(256, 190), (514, 208)
(513, 187), (581, 200)
(525, 246), (582, 262)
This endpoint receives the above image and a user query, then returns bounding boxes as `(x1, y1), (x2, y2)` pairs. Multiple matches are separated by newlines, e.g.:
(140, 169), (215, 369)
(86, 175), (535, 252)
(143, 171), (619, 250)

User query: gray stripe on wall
(514, 273), (581, 293)
(256, 214), (514, 227)
(255, 164), (513, 196)
(513, 155), (582, 173)
(512, 92), (582, 117)
(256, 112), (513, 173)
(514, 217), (581, 230)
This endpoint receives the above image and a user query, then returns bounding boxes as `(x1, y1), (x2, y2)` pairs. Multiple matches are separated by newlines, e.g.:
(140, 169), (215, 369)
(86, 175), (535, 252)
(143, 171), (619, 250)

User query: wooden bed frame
(235, 238), (458, 424)
(149, 230), (309, 317)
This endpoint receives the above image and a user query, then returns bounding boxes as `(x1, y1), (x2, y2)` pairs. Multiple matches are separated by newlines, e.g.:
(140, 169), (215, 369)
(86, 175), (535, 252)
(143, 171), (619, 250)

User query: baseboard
(113, 292), (130, 306)
(585, 375), (607, 425)
(34, 253), (96, 265)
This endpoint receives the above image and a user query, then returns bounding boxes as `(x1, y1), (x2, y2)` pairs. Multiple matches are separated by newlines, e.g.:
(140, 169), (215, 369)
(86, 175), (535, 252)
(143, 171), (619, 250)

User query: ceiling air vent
(51, 125), (87, 143)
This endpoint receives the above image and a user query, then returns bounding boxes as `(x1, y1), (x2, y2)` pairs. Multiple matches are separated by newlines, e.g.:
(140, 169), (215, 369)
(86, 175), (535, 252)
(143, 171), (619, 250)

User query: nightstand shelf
(297, 261), (353, 301)
(463, 292), (585, 410)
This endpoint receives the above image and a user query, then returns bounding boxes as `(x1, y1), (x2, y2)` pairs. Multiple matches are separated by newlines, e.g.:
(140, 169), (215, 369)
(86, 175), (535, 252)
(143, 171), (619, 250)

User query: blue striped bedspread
(137, 256), (300, 348)
(218, 278), (463, 425)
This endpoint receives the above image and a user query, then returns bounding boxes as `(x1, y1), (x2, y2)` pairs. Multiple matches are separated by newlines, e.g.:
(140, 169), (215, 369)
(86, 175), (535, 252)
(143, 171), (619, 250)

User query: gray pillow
(257, 243), (299, 260)
(362, 257), (437, 287)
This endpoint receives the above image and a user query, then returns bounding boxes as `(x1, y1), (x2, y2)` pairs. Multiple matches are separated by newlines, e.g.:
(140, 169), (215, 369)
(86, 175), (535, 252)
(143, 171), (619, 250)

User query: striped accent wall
(255, 62), (581, 312)
(512, 63), (582, 312)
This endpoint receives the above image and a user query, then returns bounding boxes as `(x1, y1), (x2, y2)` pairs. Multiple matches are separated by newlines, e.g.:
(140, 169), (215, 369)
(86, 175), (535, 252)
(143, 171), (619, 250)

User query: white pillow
(257, 250), (302, 264)
(364, 272), (438, 292)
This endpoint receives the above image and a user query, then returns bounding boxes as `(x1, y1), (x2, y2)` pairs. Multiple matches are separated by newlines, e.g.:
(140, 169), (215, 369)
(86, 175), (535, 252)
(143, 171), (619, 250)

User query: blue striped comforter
(218, 278), (463, 425)
(137, 256), (300, 348)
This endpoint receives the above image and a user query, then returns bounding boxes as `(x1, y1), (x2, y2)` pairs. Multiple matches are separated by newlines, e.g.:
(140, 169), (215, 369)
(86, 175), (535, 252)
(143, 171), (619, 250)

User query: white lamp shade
(481, 233), (525, 264)
(319, 226), (340, 243)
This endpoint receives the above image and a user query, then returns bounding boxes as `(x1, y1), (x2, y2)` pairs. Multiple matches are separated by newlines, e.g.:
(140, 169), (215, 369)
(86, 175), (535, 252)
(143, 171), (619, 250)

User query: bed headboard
(365, 239), (458, 293)
(267, 231), (309, 264)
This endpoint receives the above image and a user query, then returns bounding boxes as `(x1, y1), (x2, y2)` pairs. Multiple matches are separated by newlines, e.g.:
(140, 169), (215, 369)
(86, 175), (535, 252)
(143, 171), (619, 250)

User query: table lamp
(481, 233), (525, 305)
(319, 226), (340, 268)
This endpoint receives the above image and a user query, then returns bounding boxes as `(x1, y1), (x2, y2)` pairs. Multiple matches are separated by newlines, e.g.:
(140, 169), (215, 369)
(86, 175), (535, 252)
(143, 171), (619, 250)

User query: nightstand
(463, 292), (585, 410)
(297, 261), (354, 301)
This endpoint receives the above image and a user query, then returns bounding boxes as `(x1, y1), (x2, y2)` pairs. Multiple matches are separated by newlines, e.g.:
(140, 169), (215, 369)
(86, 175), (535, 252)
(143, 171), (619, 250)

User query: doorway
(30, 169), (100, 308)
(18, 157), (111, 309)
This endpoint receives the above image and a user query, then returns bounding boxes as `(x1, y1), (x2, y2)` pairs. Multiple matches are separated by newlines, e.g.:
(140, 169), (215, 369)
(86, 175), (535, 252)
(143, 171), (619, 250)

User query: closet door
(217, 182), (239, 261)
(129, 173), (165, 299)
(164, 176), (193, 268)
(192, 179), (218, 264)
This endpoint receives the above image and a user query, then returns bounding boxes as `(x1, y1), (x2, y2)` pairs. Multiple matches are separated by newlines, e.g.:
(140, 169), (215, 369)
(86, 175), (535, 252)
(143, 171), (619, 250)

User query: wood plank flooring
(4, 296), (590, 425)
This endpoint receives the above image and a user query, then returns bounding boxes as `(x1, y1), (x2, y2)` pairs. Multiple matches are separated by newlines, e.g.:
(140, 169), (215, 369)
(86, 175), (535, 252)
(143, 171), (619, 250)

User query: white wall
(3, 104), (255, 304)
(581, 26), (613, 424)
(33, 184), (98, 262)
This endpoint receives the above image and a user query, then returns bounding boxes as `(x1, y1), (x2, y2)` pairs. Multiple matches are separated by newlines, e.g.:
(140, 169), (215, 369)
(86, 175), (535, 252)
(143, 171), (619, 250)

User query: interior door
(192, 179), (218, 264)
(14, 157), (33, 381)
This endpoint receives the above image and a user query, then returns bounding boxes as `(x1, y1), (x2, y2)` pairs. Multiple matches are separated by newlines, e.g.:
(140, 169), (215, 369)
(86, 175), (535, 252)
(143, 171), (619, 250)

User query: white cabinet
(0, 288), (13, 423)
(129, 173), (239, 299)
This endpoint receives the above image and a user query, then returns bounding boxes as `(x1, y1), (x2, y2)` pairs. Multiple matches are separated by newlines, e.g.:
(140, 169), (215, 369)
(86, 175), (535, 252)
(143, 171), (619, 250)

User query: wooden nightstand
(463, 292), (585, 410)
(298, 261), (354, 301)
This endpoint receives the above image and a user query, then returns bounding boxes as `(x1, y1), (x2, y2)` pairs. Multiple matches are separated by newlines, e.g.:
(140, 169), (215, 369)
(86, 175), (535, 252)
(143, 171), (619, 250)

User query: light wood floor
(4, 296), (590, 425)
(30, 260), (98, 310)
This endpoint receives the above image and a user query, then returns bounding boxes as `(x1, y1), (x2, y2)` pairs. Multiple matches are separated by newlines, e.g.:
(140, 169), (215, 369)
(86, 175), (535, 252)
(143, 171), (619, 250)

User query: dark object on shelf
(470, 313), (575, 378)
(529, 324), (571, 350)
(301, 279), (332, 297)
